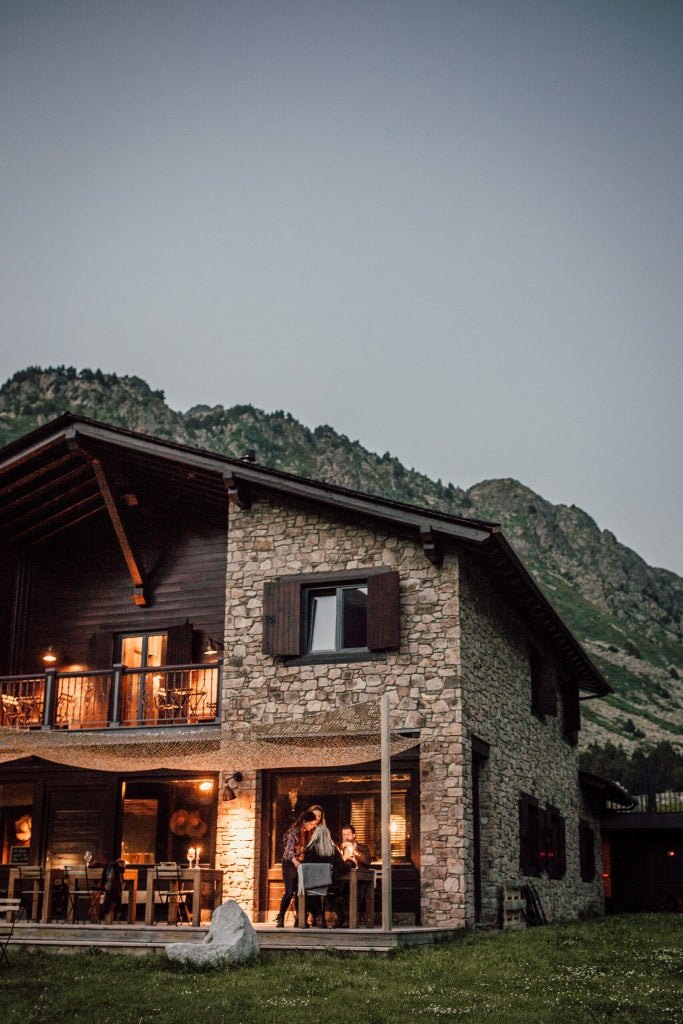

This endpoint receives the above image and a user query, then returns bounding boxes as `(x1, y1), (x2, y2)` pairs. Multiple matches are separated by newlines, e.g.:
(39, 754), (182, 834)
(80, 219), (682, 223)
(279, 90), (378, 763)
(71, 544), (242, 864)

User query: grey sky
(2, 1), (681, 574)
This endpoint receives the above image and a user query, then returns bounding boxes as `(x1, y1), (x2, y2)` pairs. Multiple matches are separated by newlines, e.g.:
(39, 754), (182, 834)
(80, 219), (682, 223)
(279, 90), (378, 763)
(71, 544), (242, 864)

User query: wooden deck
(9, 920), (464, 957)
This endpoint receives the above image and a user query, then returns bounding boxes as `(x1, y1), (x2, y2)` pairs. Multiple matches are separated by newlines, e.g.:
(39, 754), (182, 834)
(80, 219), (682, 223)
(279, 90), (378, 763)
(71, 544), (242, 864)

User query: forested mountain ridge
(1, 366), (681, 753)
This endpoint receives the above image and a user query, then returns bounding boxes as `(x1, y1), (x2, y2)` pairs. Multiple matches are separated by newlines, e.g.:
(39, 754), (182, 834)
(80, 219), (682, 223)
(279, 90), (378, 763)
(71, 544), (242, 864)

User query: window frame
(262, 568), (400, 663)
(305, 582), (369, 656)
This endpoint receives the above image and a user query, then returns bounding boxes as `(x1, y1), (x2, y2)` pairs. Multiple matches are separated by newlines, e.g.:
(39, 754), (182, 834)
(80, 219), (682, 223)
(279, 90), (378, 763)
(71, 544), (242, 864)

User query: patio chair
(68, 867), (103, 923)
(0, 898), (23, 967)
(153, 863), (194, 924)
(296, 863), (333, 928)
(17, 866), (45, 922)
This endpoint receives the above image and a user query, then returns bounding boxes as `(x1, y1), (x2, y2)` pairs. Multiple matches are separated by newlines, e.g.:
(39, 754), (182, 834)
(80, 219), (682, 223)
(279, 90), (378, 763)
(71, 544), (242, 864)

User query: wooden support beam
(224, 473), (251, 510)
(91, 458), (149, 606)
(419, 527), (443, 567)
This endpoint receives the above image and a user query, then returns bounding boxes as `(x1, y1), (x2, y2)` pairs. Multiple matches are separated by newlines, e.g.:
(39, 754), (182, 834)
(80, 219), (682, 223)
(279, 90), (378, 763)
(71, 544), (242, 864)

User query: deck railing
(607, 788), (683, 814)
(0, 664), (221, 730)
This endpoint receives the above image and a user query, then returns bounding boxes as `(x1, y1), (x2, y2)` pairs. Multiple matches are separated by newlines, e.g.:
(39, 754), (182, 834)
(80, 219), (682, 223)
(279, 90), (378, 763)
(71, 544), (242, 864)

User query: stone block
(165, 900), (259, 967)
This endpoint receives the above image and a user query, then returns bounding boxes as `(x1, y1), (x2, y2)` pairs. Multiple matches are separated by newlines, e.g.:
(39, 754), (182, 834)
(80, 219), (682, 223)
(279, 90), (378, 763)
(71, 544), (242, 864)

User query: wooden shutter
(88, 631), (114, 669)
(546, 806), (566, 879)
(367, 571), (400, 650)
(530, 646), (558, 717)
(560, 673), (581, 739)
(167, 622), (194, 665)
(262, 579), (302, 656)
(579, 820), (596, 882)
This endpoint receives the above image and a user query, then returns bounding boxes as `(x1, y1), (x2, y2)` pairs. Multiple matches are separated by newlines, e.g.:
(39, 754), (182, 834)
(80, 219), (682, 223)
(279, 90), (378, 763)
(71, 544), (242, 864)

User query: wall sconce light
(222, 772), (243, 802)
(42, 645), (57, 664)
(204, 637), (225, 657)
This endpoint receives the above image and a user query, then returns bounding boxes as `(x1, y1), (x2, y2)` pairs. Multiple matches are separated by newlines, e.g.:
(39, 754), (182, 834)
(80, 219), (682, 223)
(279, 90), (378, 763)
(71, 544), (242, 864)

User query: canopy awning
(0, 702), (419, 773)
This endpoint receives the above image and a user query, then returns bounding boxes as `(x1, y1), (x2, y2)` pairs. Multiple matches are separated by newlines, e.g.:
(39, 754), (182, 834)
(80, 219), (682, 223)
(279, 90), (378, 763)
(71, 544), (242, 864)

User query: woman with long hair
(274, 810), (317, 928)
(301, 822), (343, 927)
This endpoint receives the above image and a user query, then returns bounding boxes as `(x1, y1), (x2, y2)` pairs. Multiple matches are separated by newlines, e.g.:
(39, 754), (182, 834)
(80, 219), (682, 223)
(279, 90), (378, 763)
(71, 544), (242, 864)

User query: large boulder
(165, 899), (259, 967)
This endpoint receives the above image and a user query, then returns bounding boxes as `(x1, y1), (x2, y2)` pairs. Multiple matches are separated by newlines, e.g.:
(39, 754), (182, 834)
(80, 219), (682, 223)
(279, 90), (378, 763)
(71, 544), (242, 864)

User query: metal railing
(0, 664), (220, 730)
(607, 789), (683, 814)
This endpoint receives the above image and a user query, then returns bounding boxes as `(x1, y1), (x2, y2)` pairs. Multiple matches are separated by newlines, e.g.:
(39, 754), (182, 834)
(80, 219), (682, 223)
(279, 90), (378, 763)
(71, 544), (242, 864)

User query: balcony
(0, 663), (221, 731)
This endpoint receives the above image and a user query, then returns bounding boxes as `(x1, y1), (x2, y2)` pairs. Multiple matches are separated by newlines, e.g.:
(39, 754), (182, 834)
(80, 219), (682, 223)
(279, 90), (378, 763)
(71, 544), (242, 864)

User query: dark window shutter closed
(579, 820), (596, 882)
(367, 571), (400, 650)
(262, 580), (302, 657)
(167, 622), (194, 665)
(88, 632), (114, 669)
(531, 646), (558, 717)
(560, 673), (581, 739)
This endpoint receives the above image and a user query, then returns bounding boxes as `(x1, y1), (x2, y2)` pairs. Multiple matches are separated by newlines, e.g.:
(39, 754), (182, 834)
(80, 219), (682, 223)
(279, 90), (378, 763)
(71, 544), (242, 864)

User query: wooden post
(109, 664), (123, 728)
(381, 691), (392, 931)
(42, 669), (56, 729)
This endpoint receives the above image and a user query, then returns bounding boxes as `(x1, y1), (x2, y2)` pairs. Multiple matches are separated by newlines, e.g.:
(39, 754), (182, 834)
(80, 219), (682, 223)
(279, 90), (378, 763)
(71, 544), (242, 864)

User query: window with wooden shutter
(546, 805), (566, 879)
(579, 819), (596, 882)
(262, 569), (400, 660)
(559, 672), (581, 741)
(519, 792), (542, 877)
(529, 644), (558, 718)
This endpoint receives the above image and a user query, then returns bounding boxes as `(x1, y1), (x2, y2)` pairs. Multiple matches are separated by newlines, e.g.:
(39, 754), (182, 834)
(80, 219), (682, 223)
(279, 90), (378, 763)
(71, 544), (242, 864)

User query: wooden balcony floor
(10, 920), (464, 957)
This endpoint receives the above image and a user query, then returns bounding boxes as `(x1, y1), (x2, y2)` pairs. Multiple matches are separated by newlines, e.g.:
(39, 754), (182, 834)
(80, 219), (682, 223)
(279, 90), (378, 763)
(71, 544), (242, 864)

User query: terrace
(0, 663), (220, 730)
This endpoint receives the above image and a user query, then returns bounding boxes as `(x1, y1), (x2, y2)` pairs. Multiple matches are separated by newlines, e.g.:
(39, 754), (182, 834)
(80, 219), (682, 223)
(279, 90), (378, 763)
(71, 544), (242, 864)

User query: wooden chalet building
(0, 414), (614, 927)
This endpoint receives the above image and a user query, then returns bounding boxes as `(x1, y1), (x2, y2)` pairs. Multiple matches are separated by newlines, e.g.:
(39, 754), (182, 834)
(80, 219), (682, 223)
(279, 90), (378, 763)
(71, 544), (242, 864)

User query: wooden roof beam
(90, 457), (149, 606)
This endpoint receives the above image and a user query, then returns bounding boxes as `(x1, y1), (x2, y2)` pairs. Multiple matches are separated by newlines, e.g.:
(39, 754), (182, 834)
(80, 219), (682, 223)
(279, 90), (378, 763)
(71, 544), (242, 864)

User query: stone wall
(219, 492), (464, 925)
(459, 557), (605, 923)
(214, 490), (606, 926)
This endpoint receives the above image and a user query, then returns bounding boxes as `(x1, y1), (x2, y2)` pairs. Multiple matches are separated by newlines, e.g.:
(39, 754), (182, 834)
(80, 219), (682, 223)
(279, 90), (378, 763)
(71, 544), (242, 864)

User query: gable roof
(0, 413), (610, 696)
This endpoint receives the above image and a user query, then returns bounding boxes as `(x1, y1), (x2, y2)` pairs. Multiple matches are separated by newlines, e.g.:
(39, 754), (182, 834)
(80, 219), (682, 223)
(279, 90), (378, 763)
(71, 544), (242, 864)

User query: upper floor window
(529, 644), (558, 719)
(307, 584), (368, 653)
(262, 568), (400, 661)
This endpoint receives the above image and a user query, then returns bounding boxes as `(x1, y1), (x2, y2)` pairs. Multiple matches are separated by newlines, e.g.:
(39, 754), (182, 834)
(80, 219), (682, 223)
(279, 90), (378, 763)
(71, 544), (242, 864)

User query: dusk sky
(1, 1), (681, 574)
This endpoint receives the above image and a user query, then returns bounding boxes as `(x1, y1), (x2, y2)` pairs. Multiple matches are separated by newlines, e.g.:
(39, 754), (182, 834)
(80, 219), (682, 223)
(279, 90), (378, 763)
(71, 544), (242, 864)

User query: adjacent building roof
(0, 413), (611, 696)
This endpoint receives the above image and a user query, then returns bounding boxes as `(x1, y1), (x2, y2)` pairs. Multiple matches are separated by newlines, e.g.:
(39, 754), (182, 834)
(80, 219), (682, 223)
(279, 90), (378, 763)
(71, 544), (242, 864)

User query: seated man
(336, 824), (372, 927)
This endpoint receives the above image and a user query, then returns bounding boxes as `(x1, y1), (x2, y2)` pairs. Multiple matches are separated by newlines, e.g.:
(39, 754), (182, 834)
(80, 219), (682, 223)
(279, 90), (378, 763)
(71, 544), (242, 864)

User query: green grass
(3, 916), (682, 1023)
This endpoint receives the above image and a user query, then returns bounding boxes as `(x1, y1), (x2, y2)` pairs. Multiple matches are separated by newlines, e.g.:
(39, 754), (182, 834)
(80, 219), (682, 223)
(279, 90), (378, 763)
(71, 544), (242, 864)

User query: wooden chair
(67, 867), (103, 923)
(153, 864), (194, 924)
(17, 866), (45, 922)
(0, 898), (22, 967)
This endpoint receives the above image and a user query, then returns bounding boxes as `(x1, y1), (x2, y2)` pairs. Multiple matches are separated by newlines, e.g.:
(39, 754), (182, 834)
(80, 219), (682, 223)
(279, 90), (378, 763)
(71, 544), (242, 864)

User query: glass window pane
(342, 586), (367, 649)
(309, 592), (337, 651)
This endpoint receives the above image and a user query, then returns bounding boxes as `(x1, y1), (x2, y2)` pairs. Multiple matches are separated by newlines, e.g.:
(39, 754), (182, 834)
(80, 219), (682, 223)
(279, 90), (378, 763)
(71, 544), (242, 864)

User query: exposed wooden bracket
(91, 458), (149, 606)
(224, 473), (251, 511)
(420, 527), (444, 567)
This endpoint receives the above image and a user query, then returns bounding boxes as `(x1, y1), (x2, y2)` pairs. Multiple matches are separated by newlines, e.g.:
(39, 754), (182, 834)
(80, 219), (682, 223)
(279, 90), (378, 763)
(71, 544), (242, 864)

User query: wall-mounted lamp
(204, 637), (225, 657)
(42, 645), (57, 664)
(222, 772), (243, 802)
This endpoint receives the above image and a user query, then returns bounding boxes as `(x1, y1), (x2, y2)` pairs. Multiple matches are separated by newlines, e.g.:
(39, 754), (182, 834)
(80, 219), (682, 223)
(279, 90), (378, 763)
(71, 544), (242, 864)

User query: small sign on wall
(9, 846), (30, 864)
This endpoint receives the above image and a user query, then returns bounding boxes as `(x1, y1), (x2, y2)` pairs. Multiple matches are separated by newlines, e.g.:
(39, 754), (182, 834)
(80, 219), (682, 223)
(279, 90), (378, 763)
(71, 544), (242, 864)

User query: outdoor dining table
(66, 868), (139, 924)
(145, 866), (223, 926)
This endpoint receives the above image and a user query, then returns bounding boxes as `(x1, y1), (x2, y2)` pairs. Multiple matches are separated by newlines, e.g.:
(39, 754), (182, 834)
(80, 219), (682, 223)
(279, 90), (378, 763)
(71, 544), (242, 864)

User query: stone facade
(459, 559), (604, 923)
(214, 489), (605, 927)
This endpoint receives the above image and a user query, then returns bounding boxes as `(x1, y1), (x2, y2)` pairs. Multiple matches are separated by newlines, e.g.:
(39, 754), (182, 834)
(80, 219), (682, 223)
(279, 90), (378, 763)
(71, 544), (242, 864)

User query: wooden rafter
(90, 457), (149, 606)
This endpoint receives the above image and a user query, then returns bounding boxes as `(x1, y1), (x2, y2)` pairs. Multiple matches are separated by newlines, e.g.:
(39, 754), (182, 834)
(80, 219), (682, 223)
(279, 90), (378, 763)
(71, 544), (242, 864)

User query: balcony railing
(0, 663), (221, 730)
(607, 787), (683, 814)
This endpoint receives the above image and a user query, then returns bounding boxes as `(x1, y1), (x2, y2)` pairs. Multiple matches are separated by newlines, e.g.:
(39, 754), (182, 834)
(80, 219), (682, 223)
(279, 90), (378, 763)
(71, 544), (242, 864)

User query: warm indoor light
(42, 645), (57, 664)
(198, 780), (214, 792)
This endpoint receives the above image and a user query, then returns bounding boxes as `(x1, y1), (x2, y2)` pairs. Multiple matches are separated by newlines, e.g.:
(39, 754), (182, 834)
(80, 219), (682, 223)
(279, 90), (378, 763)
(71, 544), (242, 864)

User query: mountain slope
(1, 366), (681, 751)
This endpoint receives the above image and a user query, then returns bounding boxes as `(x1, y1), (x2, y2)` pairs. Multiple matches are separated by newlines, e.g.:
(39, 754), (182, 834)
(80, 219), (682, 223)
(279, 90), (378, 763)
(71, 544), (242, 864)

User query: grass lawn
(3, 915), (682, 1024)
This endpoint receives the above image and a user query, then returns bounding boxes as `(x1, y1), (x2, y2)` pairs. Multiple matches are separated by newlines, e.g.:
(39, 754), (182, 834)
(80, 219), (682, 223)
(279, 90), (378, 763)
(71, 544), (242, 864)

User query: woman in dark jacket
(274, 810), (317, 927)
